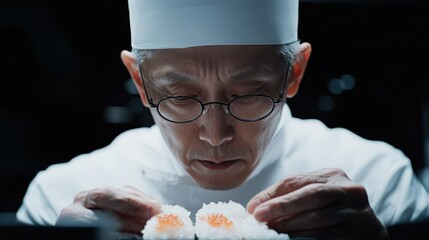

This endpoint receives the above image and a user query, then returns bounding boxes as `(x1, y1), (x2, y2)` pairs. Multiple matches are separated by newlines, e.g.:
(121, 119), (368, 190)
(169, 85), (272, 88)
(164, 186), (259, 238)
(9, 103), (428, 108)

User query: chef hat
(128, 0), (298, 49)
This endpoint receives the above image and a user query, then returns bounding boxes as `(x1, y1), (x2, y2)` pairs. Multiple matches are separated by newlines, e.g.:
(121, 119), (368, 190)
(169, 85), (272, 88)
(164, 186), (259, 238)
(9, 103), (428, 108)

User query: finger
(269, 205), (351, 233)
(278, 206), (387, 240)
(83, 186), (161, 220)
(247, 169), (342, 213)
(247, 174), (324, 213)
(56, 204), (119, 230)
(120, 185), (155, 200)
(73, 190), (90, 203)
(253, 183), (348, 222)
(284, 215), (384, 240)
(117, 215), (148, 235)
(57, 202), (145, 234)
(286, 225), (350, 240)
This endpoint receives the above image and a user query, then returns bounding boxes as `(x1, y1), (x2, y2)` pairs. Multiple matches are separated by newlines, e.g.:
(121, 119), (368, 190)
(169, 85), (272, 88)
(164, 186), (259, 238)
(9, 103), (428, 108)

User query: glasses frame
(137, 60), (290, 124)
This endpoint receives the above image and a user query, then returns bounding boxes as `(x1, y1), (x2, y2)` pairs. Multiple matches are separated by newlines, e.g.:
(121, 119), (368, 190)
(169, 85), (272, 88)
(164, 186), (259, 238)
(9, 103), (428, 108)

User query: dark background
(1, 0), (428, 214)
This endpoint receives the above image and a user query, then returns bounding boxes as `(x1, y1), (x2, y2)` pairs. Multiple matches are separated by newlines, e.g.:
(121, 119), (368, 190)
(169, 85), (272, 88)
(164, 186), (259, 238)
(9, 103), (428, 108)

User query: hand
(247, 168), (388, 239)
(56, 185), (161, 235)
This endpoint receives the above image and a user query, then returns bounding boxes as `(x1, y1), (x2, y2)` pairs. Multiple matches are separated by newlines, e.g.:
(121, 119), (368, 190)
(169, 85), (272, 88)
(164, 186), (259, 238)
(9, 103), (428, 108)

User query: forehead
(141, 45), (284, 77)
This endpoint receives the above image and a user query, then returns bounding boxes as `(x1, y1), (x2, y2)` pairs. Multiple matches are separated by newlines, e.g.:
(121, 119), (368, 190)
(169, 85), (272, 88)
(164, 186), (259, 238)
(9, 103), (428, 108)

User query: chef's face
(128, 45), (292, 189)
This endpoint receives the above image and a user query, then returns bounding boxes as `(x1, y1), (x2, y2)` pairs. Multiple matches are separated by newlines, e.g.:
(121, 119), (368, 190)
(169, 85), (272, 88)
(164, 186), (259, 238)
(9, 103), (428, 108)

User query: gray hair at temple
(132, 41), (301, 73)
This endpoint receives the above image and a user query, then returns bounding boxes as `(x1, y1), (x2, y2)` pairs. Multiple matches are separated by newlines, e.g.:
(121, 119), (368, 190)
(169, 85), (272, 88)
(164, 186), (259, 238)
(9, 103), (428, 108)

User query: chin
(194, 175), (247, 190)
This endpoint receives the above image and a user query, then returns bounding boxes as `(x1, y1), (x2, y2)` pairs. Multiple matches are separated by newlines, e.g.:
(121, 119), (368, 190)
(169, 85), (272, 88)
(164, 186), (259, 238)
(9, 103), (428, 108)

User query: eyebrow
(149, 72), (195, 88)
(149, 65), (279, 87)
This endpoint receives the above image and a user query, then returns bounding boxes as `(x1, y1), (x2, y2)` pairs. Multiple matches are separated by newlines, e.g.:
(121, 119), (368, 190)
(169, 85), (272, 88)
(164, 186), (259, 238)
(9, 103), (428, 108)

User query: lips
(198, 160), (238, 170)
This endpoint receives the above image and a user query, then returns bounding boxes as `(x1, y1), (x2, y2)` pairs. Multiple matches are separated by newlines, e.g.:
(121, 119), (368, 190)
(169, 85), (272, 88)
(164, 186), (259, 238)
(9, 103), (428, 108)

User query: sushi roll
(195, 201), (245, 240)
(142, 204), (195, 240)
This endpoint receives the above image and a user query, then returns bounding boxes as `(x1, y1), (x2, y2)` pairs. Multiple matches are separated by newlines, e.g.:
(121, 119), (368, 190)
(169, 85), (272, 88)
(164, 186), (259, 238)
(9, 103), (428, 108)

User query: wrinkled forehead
(140, 45), (286, 77)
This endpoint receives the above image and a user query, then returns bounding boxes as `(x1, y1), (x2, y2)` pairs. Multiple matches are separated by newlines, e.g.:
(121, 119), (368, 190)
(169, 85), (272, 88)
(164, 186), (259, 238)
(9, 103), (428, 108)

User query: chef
(17, 0), (429, 239)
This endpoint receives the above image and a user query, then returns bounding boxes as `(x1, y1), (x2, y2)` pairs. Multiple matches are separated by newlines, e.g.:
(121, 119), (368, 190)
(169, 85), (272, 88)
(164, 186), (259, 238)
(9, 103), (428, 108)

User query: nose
(198, 104), (233, 146)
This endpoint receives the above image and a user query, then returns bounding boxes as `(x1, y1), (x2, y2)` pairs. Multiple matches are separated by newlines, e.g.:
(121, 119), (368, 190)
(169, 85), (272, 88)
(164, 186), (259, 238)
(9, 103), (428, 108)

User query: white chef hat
(128, 0), (298, 49)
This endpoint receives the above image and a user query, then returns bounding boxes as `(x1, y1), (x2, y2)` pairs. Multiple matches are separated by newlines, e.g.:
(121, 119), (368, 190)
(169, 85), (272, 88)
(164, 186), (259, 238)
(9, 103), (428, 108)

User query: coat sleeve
(16, 172), (59, 226)
(364, 147), (429, 226)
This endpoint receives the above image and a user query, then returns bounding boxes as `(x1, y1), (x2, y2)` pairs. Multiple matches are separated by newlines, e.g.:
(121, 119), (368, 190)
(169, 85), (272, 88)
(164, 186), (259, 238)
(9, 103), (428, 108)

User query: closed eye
(168, 96), (198, 105)
(231, 88), (265, 99)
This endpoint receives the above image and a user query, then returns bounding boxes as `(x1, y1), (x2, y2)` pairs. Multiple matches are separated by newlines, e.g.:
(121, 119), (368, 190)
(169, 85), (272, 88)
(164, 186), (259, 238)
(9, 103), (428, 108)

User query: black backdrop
(1, 1), (428, 213)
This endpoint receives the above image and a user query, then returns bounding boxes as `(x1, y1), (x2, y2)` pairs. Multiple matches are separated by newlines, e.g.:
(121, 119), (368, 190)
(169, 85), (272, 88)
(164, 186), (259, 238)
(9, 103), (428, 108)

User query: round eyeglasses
(154, 94), (282, 123)
(139, 64), (290, 124)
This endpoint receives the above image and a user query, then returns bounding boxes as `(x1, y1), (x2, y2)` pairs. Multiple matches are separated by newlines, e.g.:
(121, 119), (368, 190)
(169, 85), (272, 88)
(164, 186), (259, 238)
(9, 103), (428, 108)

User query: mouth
(198, 160), (238, 170)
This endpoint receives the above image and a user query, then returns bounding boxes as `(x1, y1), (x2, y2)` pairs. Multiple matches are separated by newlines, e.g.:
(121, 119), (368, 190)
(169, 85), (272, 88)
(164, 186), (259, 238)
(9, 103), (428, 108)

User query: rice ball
(195, 201), (245, 240)
(195, 200), (289, 240)
(241, 213), (289, 240)
(142, 204), (195, 240)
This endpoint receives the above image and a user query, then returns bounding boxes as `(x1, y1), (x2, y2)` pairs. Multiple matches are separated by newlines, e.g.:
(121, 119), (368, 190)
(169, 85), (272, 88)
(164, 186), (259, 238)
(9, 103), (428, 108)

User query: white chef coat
(16, 105), (429, 227)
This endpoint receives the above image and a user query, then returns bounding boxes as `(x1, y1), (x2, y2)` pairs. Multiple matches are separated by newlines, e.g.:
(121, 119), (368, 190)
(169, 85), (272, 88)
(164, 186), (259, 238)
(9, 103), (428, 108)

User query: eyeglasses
(138, 63), (289, 124)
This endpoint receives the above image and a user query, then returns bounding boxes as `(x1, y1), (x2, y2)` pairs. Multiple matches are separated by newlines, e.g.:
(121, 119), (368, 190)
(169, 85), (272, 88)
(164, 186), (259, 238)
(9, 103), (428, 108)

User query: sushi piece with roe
(195, 201), (246, 240)
(142, 204), (195, 240)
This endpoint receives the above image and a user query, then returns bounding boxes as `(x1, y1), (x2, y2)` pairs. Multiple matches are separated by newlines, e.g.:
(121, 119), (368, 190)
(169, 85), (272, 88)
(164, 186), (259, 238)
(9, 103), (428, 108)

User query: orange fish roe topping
(205, 214), (233, 229)
(155, 214), (184, 232)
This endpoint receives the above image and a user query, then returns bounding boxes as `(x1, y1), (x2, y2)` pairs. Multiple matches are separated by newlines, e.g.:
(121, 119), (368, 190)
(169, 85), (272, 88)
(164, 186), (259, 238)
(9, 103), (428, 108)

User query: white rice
(142, 204), (195, 240)
(142, 201), (289, 240)
(240, 214), (289, 240)
(195, 200), (289, 240)
(195, 201), (245, 240)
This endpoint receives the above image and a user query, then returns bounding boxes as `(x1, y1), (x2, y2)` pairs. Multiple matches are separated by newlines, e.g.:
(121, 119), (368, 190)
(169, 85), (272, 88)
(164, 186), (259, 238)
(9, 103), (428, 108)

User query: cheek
(246, 108), (282, 152)
(153, 114), (197, 161)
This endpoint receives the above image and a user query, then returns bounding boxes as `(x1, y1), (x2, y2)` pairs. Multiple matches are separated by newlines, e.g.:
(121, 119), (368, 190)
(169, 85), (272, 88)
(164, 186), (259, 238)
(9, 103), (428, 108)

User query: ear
(120, 50), (150, 107)
(286, 42), (312, 98)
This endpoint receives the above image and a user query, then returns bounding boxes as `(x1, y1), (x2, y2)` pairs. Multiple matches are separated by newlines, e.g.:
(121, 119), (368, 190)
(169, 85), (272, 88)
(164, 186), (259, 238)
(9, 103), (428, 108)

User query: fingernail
(254, 206), (271, 222)
(84, 197), (96, 208)
(247, 199), (261, 213)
